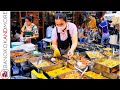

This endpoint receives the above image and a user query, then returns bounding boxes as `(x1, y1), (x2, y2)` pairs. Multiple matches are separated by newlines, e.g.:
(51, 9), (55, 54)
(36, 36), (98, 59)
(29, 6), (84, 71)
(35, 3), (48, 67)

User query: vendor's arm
(69, 25), (78, 52)
(67, 24), (78, 58)
(20, 24), (25, 36)
(52, 28), (58, 50)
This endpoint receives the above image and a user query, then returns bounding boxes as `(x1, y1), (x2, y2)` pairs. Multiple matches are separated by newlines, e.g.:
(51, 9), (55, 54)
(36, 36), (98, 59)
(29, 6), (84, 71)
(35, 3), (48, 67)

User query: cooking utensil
(37, 54), (43, 64)
(74, 65), (83, 73)
(97, 46), (104, 52)
(80, 66), (88, 79)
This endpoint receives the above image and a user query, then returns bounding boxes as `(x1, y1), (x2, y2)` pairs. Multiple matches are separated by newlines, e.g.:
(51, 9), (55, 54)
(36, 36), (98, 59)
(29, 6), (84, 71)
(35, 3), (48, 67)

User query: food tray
(42, 53), (53, 59)
(12, 56), (28, 62)
(63, 52), (86, 60)
(102, 48), (112, 52)
(93, 58), (120, 73)
(28, 57), (41, 63)
(92, 68), (119, 79)
(42, 62), (64, 72)
(28, 56), (66, 71)
(102, 51), (118, 57)
(32, 63), (74, 79)
(77, 45), (94, 51)
(11, 56), (28, 67)
(67, 57), (92, 70)
(84, 71), (108, 79)
(10, 50), (27, 59)
(40, 60), (91, 79)
(67, 62), (77, 70)
(44, 66), (73, 79)
(94, 44), (104, 48)
(42, 57), (65, 71)
(50, 58), (64, 65)
(85, 51), (105, 60)
(57, 70), (88, 79)
(45, 56), (65, 64)
(28, 58), (54, 70)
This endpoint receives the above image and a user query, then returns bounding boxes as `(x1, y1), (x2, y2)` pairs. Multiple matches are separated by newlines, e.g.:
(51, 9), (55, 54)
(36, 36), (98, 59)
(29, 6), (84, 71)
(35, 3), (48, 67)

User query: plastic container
(11, 42), (24, 48)
(12, 65), (20, 75)
(11, 76), (31, 79)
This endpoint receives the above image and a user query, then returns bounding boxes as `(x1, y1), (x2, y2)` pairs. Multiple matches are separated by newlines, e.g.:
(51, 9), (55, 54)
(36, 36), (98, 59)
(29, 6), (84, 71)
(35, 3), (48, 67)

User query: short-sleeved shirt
(46, 26), (53, 38)
(98, 21), (109, 37)
(52, 22), (77, 41)
(88, 18), (97, 29)
(21, 23), (39, 35)
(78, 28), (84, 38)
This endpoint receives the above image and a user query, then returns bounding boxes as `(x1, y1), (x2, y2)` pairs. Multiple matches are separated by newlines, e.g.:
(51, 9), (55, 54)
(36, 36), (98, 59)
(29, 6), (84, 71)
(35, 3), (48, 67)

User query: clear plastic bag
(12, 65), (19, 75)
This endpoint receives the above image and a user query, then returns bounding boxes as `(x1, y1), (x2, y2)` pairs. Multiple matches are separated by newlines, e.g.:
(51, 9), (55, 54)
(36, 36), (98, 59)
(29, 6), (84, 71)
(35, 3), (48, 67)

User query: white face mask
(57, 25), (66, 31)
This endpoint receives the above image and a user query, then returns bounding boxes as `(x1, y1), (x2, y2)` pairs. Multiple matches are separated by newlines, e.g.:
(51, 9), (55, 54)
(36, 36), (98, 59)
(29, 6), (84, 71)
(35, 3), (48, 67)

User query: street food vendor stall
(10, 11), (120, 79)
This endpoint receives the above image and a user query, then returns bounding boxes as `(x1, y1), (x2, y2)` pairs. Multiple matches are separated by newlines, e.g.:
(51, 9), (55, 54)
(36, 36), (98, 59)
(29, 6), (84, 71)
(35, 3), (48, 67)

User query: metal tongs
(96, 46), (104, 53)
(74, 65), (88, 79)
(45, 52), (50, 57)
(37, 54), (43, 64)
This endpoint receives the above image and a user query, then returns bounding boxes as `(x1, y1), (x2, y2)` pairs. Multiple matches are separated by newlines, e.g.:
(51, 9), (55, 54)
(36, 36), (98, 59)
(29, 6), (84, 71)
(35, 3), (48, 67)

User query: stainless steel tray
(92, 68), (119, 79)
(11, 50), (29, 59)
(11, 56), (29, 67)
(42, 62), (64, 72)
(28, 56), (66, 72)
(84, 71), (108, 79)
(85, 51), (105, 60)
(28, 59), (54, 70)
(93, 58), (120, 73)
(57, 70), (88, 79)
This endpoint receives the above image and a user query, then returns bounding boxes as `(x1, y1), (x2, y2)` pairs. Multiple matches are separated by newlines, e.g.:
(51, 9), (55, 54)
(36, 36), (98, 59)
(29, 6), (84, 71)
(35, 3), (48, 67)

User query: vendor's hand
(67, 50), (74, 58)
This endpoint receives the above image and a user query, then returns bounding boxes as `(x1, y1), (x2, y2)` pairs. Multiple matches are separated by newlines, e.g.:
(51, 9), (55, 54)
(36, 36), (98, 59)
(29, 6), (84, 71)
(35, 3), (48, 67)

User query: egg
(77, 62), (82, 66)
(51, 58), (56, 62)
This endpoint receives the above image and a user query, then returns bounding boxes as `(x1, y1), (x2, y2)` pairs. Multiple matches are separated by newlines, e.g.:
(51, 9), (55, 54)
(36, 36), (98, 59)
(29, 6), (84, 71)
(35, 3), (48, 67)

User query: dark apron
(23, 26), (37, 44)
(56, 27), (72, 55)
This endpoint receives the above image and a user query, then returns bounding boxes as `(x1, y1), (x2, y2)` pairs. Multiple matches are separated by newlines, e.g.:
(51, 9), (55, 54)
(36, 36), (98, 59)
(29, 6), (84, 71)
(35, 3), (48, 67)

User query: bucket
(109, 35), (118, 45)
(11, 42), (24, 48)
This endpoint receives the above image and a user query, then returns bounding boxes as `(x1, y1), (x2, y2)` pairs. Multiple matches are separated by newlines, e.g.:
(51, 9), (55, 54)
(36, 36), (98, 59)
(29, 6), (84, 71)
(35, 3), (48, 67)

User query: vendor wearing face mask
(52, 13), (78, 58)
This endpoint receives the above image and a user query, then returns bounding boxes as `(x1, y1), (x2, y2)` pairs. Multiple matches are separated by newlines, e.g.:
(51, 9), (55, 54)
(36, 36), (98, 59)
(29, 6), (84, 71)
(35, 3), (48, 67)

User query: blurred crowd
(11, 12), (120, 49)
(77, 14), (120, 48)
